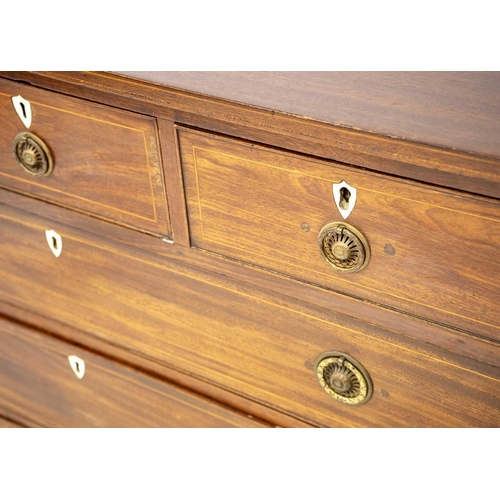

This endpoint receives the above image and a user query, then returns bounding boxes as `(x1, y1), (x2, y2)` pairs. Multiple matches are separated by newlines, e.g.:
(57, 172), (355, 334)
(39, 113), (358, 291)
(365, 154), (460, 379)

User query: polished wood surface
(117, 72), (500, 160)
(3, 188), (498, 370)
(0, 294), (312, 428)
(0, 71), (498, 428)
(1, 205), (499, 427)
(2, 72), (498, 199)
(0, 317), (269, 428)
(179, 127), (500, 340)
(0, 79), (170, 236)
(0, 415), (24, 428)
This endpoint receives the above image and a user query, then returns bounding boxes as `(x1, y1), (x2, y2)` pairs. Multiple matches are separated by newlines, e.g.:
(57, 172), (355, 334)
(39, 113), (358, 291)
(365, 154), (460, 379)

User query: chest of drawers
(1, 71), (499, 427)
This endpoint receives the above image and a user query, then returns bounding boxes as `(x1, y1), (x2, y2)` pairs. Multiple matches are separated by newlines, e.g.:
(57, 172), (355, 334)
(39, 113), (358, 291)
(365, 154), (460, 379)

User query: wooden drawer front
(1, 209), (499, 427)
(0, 318), (268, 428)
(0, 79), (169, 236)
(178, 128), (500, 340)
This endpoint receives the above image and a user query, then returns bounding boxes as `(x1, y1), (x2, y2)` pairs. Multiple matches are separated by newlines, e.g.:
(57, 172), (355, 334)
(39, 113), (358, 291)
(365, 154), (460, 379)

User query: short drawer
(0, 78), (169, 236)
(0, 317), (268, 428)
(178, 127), (500, 340)
(1, 206), (499, 427)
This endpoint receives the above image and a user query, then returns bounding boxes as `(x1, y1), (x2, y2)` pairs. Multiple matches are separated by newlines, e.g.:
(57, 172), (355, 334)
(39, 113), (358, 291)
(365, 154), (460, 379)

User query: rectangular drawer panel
(0, 318), (268, 428)
(0, 79), (169, 236)
(1, 207), (499, 427)
(178, 127), (500, 340)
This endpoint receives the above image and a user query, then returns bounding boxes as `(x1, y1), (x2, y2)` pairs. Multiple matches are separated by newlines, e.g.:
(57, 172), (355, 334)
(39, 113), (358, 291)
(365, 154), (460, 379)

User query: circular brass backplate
(12, 132), (54, 177)
(318, 222), (370, 273)
(314, 351), (373, 405)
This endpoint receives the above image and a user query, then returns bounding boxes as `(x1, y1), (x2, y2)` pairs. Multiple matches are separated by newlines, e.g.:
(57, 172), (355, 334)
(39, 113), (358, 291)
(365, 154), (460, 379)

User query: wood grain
(157, 118), (190, 246)
(1, 206), (499, 427)
(0, 415), (24, 428)
(0, 317), (270, 428)
(118, 72), (500, 160)
(1, 71), (499, 429)
(178, 127), (500, 341)
(0, 191), (500, 370)
(0, 301), (312, 428)
(2, 72), (498, 199)
(0, 79), (170, 236)
(2, 188), (498, 369)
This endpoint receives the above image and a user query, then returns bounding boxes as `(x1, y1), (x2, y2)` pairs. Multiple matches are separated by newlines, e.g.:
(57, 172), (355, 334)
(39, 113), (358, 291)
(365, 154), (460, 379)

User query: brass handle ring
(318, 222), (370, 273)
(314, 351), (373, 405)
(12, 132), (54, 177)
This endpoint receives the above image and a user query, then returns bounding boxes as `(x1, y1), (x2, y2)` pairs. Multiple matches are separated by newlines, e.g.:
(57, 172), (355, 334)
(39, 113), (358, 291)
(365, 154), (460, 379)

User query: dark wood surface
(0, 297), (312, 428)
(3, 188), (498, 370)
(0, 187), (500, 368)
(0, 79), (170, 237)
(179, 127), (500, 340)
(158, 118), (190, 245)
(117, 71), (500, 160)
(0, 415), (24, 428)
(1, 72), (498, 199)
(0, 317), (270, 428)
(1, 204), (499, 427)
(1, 71), (499, 428)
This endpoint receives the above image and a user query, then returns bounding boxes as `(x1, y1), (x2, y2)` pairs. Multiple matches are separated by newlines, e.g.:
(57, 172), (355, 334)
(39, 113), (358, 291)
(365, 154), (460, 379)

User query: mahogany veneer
(0, 71), (499, 427)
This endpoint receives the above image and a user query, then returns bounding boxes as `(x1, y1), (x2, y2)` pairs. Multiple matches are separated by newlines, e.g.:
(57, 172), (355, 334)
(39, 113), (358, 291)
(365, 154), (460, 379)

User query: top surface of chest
(117, 71), (500, 159)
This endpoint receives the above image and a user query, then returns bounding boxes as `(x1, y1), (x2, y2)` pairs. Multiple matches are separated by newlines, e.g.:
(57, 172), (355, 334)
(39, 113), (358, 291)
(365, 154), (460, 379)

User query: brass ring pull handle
(318, 222), (370, 273)
(314, 351), (373, 405)
(12, 132), (54, 177)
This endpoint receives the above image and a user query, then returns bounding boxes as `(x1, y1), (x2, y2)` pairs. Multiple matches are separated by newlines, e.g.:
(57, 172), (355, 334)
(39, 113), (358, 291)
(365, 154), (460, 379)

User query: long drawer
(178, 127), (500, 340)
(0, 317), (268, 428)
(1, 205), (499, 427)
(0, 78), (170, 236)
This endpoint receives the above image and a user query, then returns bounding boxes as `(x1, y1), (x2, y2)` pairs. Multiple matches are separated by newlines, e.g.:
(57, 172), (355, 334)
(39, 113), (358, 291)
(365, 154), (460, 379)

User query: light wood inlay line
(0, 92), (159, 222)
(81, 73), (500, 174)
(1, 211), (499, 383)
(189, 146), (500, 331)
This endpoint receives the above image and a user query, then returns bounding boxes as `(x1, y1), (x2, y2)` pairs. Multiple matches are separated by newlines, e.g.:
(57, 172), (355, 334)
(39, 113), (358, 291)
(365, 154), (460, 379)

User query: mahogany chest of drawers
(1, 71), (499, 427)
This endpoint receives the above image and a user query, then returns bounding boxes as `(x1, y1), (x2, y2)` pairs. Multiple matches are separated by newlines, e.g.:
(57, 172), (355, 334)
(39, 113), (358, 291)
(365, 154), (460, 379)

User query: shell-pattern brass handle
(12, 132), (54, 177)
(318, 222), (370, 273)
(314, 351), (373, 405)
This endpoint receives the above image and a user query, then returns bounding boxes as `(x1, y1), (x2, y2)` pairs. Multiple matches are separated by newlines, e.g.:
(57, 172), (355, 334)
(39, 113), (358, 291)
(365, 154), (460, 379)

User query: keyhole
(68, 355), (85, 379)
(339, 187), (351, 210)
(20, 102), (27, 119)
(45, 230), (62, 257)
